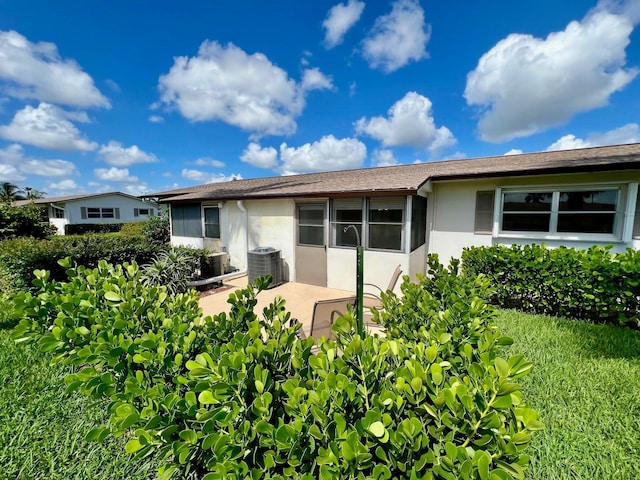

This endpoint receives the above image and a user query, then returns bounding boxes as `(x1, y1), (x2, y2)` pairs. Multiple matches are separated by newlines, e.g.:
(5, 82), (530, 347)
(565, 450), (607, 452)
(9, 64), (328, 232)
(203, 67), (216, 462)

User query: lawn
(0, 304), (638, 479)
(496, 309), (640, 480)
(0, 315), (159, 479)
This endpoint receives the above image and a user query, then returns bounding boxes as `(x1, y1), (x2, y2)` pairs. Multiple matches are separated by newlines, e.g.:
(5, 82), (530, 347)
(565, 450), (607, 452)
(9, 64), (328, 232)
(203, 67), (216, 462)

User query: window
(330, 197), (406, 251)
(474, 191), (495, 234)
(101, 208), (115, 219)
(411, 195), (427, 251)
(52, 207), (65, 219)
(368, 197), (404, 251)
(331, 199), (363, 247)
(204, 206), (220, 238)
(171, 203), (202, 237)
(134, 208), (154, 217)
(500, 188), (621, 236)
(297, 204), (325, 246)
(82, 207), (119, 219)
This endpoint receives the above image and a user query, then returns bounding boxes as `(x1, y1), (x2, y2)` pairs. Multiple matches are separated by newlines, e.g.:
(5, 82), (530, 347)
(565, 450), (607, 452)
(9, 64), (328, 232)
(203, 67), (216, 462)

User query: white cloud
(323, 0), (366, 49)
(0, 142), (76, 182)
(148, 115), (164, 123)
(279, 135), (367, 174)
(465, 8), (638, 142)
(240, 142), (279, 168)
(301, 68), (334, 92)
(47, 179), (83, 195)
(0, 30), (109, 108)
(158, 41), (329, 137)
(504, 149), (524, 156)
(0, 102), (97, 151)
(194, 157), (226, 168)
(94, 167), (140, 183)
(23, 158), (76, 177)
(362, 0), (430, 73)
(98, 141), (158, 167)
(0, 144), (25, 181)
(355, 92), (455, 152)
(546, 123), (640, 151)
(123, 182), (150, 196)
(372, 149), (398, 166)
(181, 169), (242, 184)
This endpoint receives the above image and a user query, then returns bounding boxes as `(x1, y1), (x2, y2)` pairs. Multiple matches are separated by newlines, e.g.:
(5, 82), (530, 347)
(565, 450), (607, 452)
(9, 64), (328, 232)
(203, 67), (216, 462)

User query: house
(16, 192), (159, 235)
(150, 143), (640, 292)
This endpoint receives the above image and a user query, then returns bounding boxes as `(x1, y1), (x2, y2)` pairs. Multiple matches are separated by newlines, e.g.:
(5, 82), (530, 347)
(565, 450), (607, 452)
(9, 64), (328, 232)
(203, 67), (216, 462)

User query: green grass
(0, 319), (159, 479)
(496, 309), (640, 480)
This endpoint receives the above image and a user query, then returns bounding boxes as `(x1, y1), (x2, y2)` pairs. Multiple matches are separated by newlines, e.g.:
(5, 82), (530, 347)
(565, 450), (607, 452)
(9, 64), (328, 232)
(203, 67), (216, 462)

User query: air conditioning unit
(248, 247), (282, 288)
(201, 252), (227, 278)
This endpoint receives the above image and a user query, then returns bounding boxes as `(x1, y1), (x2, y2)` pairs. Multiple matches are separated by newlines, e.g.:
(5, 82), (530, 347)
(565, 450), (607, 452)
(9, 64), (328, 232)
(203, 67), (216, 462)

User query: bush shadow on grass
(500, 308), (640, 361)
(552, 316), (640, 361)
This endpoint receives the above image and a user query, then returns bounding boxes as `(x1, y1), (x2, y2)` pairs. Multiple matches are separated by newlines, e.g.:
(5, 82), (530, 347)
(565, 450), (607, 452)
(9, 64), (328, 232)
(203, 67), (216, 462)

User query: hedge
(65, 223), (124, 235)
(461, 244), (640, 327)
(0, 234), (159, 289)
(11, 256), (541, 479)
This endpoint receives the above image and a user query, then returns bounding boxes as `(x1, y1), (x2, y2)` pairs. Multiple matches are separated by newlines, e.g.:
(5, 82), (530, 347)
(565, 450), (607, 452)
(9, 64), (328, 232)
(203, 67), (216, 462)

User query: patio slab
(198, 275), (357, 336)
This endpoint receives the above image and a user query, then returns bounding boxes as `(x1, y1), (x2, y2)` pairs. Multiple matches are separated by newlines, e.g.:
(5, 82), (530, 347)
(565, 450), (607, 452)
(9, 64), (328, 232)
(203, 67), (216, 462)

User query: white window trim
(202, 205), (221, 239)
(330, 197), (407, 252)
(495, 184), (630, 242)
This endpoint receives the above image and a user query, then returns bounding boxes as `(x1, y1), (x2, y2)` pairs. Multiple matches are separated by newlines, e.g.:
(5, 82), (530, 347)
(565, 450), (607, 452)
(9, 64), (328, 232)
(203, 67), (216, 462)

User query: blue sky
(0, 0), (639, 196)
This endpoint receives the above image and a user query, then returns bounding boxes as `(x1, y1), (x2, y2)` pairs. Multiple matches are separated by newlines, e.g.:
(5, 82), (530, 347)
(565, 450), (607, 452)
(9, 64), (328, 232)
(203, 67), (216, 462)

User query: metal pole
(344, 225), (364, 336)
(356, 245), (364, 336)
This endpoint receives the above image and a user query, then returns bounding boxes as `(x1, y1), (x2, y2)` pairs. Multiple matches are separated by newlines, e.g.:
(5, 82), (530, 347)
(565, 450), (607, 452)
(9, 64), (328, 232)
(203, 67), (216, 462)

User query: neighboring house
(149, 143), (640, 292)
(16, 192), (159, 235)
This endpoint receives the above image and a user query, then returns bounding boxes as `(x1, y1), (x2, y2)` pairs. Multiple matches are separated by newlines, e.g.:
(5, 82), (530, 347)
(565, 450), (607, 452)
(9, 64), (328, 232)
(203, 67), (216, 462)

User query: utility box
(247, 247), (282, 288)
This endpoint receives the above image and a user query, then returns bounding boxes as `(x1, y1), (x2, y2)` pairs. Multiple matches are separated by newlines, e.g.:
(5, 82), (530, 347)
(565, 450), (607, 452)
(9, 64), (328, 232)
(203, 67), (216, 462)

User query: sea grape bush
(462, 244), (640, 327)
(12, 256), (541, 479)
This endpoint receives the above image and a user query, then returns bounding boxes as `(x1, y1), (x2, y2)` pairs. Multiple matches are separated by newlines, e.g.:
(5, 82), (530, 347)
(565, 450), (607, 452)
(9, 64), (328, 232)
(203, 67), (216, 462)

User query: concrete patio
(198, 275), (361, 336)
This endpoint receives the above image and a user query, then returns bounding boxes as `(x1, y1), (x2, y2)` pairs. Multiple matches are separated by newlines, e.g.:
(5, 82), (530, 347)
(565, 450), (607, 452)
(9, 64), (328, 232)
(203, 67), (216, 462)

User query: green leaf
(125, 438), (143, 454)
(198, 390), (216, 405)
(477, 451), (490, 480)
(104, 291), (121, 302)
(368, 421), (386, 438)
(85, 427), (110, 442)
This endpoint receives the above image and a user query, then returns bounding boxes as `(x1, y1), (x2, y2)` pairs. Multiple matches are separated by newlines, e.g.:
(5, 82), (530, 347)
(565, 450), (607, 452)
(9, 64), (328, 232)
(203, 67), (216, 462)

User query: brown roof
(14, 191), (153, 207)
(149, 142), (640, 203)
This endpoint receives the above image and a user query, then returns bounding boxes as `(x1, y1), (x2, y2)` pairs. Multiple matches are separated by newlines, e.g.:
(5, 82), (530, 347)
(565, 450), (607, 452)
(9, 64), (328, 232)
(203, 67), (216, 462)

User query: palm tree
(0, 182), (26, 202)
(24, 187), (46, 199)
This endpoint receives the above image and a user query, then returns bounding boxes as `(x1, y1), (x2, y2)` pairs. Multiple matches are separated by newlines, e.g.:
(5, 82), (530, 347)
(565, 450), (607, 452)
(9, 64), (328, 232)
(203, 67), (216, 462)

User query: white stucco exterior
(427, 171), (640, 262)
(44, 193), (158, 235)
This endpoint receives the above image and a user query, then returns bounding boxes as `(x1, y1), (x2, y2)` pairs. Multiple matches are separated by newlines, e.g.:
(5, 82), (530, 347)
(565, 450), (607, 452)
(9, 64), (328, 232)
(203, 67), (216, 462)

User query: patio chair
(363, 265), (402, 310)
(309, 296), (356, 340)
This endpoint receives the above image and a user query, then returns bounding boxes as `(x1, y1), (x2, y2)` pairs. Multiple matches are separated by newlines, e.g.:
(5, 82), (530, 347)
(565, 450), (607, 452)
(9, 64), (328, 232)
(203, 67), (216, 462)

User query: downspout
(237, 200), (249, 272)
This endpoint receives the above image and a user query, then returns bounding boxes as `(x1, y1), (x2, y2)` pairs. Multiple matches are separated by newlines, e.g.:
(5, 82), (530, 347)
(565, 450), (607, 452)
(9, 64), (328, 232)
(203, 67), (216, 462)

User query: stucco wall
(327, 247), (408, 292)
(408, 244), (427, 282)
(245, 199), (295, 281)
(428, 171), (640, 262)
(172, 236), (204, 249)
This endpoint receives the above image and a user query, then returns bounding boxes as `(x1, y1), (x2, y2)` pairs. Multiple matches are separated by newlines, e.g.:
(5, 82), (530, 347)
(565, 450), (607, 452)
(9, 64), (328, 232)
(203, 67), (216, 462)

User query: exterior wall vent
(247, 247), (282, 288)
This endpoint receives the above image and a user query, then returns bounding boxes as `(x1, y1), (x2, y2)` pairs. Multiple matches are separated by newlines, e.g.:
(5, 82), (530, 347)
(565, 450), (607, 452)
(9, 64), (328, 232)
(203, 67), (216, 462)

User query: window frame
(367, 197), (405, 252)
(497, 185), (625, 241)
(296, 203), (326, 247)
(330, 197), (407, 252)
(203, 206), (221, 239)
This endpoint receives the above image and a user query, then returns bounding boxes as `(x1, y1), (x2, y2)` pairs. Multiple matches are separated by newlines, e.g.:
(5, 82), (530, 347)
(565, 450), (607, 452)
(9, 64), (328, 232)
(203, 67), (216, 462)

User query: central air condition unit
(201, 252), (228, 278)
(247, 247), (282, 288)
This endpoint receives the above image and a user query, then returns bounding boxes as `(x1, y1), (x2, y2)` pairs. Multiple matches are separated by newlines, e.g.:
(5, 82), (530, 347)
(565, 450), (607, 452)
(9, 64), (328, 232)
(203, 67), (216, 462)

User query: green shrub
(0, 235), (160, 289)
(0, 203), (54, 239)
(462, 244), (640, 327)
(142, 214), (170, 246)
(65, 223), (124, 235)
(119, 222), (146, 238)
(140, 248), (201, 295)
(12, 257), (541, 479)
